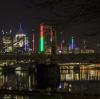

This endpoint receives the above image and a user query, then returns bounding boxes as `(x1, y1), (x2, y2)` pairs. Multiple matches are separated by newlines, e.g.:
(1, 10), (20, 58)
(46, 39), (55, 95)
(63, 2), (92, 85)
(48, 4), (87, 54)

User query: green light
(40, 37), (44, 52)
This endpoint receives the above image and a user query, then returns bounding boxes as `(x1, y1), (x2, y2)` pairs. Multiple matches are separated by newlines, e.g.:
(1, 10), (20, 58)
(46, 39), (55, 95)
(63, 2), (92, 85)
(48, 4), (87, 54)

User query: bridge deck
(0, 53), (100, 63)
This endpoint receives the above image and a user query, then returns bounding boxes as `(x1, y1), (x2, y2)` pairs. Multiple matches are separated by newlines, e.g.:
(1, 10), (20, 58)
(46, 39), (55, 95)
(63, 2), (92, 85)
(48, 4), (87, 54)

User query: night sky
(0, 0), (100, 48)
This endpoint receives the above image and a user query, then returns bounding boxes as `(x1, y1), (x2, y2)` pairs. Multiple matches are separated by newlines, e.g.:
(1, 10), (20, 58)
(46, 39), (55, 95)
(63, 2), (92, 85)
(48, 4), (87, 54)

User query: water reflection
(0, 63), (100, 98)
(60, 63), (100, 93)
(0, 65), (36, 99)
(60, 64), (100, 81)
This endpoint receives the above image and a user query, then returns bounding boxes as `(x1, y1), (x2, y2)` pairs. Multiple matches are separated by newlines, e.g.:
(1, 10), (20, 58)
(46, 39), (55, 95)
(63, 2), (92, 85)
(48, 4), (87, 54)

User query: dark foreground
(0, 90), (100, 99)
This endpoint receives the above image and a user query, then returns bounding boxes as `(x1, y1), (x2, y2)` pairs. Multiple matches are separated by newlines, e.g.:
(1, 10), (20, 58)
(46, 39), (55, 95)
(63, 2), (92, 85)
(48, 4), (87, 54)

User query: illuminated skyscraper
(14, 23), (28, 52)
(2, 29), (13, 52)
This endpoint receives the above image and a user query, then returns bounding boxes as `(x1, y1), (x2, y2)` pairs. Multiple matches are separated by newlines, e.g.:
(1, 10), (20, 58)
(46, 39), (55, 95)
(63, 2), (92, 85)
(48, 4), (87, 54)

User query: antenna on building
(83, 40), (86, 49)
(18, 23), (24, 34)
(9, 29), (13, 52)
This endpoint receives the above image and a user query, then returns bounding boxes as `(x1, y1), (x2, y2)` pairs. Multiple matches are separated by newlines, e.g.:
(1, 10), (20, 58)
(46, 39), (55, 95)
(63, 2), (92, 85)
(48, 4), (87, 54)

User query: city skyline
(0, 1), (100, 98)
(0, 23), (99, 54)
(0, 0), (100, 48)
(0, 23), (100, 50)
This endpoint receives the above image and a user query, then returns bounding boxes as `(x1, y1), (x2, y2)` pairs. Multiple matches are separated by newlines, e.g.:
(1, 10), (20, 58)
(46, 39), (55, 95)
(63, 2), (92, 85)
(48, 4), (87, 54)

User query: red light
(40, 24), (44, 37)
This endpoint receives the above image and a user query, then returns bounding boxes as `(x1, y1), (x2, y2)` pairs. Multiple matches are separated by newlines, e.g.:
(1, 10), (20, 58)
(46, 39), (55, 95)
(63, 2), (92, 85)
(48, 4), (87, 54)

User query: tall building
(39, 24), (57, 54)
(13, 24), (29, 52)
(2, 29), (13, 52)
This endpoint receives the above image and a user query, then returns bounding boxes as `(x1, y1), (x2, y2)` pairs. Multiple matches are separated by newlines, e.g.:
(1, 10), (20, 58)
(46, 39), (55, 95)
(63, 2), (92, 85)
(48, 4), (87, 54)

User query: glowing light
(15, 67), (21, 75)
(16, 34), (26, 37)
(32, 33), (34, 52)
(71, 36), (74, 49)
(10, 29), (12, 34)
(24, 37), (29, 51)
(40, 25), (44, 37)
(61, 40), (65, 51)
(58, 50), (62, 54)
(40, 24), (44, 52)
(24, 36), (27, 51)
(40, 37), (44, 52)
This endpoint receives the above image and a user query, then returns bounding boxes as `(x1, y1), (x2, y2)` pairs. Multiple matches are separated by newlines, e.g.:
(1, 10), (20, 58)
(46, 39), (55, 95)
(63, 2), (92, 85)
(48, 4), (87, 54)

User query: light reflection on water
(0, 63), (100, 98)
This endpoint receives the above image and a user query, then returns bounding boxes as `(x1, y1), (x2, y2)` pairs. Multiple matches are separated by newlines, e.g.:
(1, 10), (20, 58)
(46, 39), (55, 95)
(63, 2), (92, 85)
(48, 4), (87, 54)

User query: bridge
(0, 53), (100, 63)
(0, 53), (99, 98)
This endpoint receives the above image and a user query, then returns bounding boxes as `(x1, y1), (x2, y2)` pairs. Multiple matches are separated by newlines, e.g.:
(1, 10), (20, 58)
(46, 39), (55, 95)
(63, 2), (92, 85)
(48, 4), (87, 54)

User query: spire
(16, 23), (26, 38)
(9, 29), (12, 34)
(1, 29), (4, 35)
(68, 32), (76, 50)
(18, 23), (24, 34)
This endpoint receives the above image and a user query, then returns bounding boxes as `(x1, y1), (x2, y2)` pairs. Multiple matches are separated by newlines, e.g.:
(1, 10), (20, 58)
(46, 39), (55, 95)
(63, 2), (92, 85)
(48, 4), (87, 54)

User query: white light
(58, 50), (62, 53)
(59, 84), (62, 89)
(16, 34), (26, 37)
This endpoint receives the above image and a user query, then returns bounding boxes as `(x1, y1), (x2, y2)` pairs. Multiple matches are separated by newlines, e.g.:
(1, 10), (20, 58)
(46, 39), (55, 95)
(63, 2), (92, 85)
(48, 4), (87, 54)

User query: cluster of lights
(16, 34), (26, 38)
